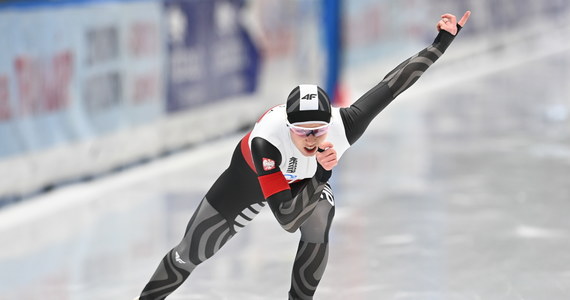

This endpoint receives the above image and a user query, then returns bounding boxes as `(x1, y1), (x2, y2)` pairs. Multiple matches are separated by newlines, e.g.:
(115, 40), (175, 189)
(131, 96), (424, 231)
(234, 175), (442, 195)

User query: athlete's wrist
(433, 27), (457, 52)
(315, 163), (332, 183)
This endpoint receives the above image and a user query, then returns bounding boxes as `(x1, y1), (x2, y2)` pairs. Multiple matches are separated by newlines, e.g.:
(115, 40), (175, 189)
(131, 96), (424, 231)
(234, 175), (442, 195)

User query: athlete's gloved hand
(316, 141), (337, 171)
(436, 11), (471, 35)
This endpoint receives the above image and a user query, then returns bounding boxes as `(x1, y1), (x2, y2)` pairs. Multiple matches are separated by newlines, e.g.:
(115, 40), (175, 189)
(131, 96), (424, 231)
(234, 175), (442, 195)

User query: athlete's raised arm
(340, 11), (471, 145)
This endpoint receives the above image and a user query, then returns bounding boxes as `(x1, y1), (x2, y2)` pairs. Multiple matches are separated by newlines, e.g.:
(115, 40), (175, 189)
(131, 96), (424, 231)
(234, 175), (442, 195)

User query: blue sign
(165, 0), (260, 112)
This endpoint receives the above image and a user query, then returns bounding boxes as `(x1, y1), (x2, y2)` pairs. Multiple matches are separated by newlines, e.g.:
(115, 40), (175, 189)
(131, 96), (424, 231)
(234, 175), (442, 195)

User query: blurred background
(0, 0), (569, 299)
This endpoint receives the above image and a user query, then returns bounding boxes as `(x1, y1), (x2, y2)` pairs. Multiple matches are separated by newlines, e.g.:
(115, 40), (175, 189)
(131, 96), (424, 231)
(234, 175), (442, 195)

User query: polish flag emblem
(262, 158), (276, 171)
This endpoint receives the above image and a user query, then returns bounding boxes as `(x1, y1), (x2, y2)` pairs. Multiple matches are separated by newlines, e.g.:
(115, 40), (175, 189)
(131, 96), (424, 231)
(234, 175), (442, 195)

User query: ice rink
(1, 28), (570, 300)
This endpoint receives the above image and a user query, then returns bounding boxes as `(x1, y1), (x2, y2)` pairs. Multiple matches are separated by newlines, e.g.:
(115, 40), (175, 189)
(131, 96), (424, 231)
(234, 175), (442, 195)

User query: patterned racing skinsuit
(139, 26), (461, 300)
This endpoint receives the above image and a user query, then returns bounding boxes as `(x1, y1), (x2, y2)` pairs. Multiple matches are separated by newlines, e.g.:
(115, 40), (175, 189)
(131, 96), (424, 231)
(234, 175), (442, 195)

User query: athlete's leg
(139, 197), (229, 299)
(139, 196), (267, 300)
(289, 184), (335, 300)
(139, 144), (265, 300)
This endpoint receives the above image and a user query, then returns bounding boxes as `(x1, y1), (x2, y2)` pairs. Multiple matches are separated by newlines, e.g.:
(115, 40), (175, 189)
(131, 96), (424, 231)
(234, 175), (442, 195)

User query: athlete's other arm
(340, 11), (471, 145)
(250, 137), (333, 233)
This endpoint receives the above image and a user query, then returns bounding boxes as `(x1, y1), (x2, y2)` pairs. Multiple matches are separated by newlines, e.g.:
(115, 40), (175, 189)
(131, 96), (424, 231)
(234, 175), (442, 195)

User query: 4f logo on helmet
(301, 93), (317, 100)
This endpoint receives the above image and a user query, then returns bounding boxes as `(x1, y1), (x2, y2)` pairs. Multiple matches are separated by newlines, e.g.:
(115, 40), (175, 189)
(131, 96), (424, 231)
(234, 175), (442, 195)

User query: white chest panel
(248, 105), (350, 182)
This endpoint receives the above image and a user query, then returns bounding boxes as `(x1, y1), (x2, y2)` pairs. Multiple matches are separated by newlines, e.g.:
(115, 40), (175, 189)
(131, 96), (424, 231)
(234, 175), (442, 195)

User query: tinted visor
(287, 122), (330, 137)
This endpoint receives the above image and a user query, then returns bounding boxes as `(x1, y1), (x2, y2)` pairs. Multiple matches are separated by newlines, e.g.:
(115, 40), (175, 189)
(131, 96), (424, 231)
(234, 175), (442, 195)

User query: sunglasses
(287, 122), (330, 137)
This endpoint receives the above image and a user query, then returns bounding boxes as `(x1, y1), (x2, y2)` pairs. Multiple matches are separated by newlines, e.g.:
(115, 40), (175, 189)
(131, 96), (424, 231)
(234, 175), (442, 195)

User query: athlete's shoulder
(330, 107), (346, 130)
(250, 104), (287, 148)
(256, 104), (286, 124)
(328, 107), (351, 157)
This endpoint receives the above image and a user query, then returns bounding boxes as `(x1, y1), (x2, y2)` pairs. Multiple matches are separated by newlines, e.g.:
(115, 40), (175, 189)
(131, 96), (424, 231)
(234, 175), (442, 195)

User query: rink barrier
(1, 0), (569, 206)
(0, 0), (265, 205)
